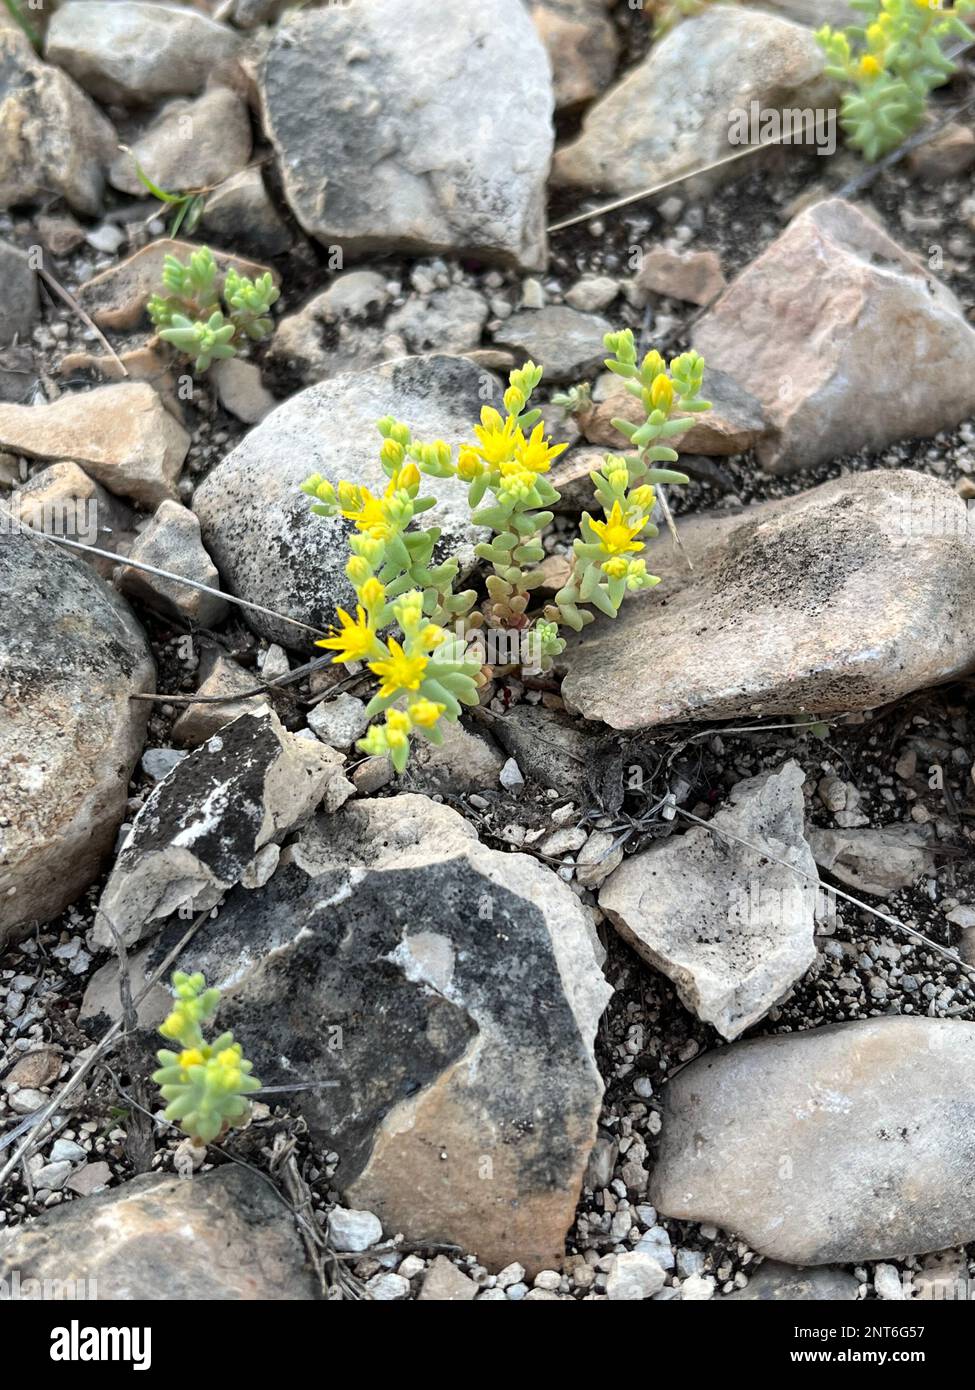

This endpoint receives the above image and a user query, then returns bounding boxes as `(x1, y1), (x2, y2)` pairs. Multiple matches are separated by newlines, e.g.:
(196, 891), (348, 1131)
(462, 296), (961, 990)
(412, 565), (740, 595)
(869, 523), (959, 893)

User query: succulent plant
(148, 246), (280, 373)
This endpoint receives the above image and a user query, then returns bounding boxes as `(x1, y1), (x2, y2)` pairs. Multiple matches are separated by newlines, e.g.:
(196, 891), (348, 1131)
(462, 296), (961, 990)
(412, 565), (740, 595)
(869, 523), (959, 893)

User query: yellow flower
(628, 484), (656, 511)
(650, 375), (674, 412)
(338, 484), (393, 538)
(393, 461), (420, 491)
(601, 556), (629, 580)
(178, 1048), (205, 1068)
(360, 577), (386, 610)
(513, 422), (568, 474)
(386, 708), (412, 733)
(369, 639), (429, 698)
(409, 698), (446, 728)
(346, 555), (371, 585)
(589, 501), (648, 556)
(317, 605), (378, 663)
(858, 53), (882, 78)
(419, 624), (446, 651)
(473, 406), (519, 466)
(380, 438), (405, 469)
(457, 447), (484, 481)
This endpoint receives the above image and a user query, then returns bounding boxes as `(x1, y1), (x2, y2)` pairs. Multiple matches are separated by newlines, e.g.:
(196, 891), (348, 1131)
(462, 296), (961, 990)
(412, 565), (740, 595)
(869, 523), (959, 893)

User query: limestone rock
(260, 0), (553, 269)
(109, 87), (252, 197)
(0, 1167), (317, 1299)
(0, 240), (38, 346)
(117, 499), (228, 626)
(494, 306), (612, 384)
(562, 471), (975, 730)
(551, 9), (831, 196)
(387, 287), (489, 355)
(170, 654), (266, 747)
(807, 823), (938, 898)
(694, 199), (975, 473)
(600, 762), (818, 1039)
(530, 0), (619, 111)
(46, 1), (241, 107)
(578, 365), (766, 456)
(0, 383), (189, 507)
(193, 356), (495, 646)
(0, 513), (153, 947)
(93, 708), (353, 948)
(725, 1261), (860, 1300)
(211, 357), (276, 425)
(201, 168), (292, 260)
(651, 1017), (975, 1264)
(634, 247), (726, 307)
(6, 461), (135, 577)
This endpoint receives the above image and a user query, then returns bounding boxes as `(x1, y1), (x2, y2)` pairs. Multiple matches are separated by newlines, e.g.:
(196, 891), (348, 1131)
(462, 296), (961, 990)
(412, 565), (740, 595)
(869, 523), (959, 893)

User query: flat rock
(402, 718), (506, 798)
(0, 512), (153, 947)
(0, 240), (38, 346)
(46, 1), (241, 107)
(530, 0), (618, 111)
(103, 794), (612, 1274)
(93, 708), (352, 948)
(260, 0), (553, 269)
(117, 499), (227, 626)
(0, 27), (117, 216)
(494, 306), (612, 385)
(651, 1017), (975, 1265)
(694, 199), (975, 473)
(0, 1167), (316, 1299)
(78, 240), (279, 333)
(108, 87), (252, 197)
(0, 382), (189, 507)
(725, 1261), (860, 1300)
(551, 8), (830, 196)
(600, 762), (818, 1039)
(193, 355), (495, 646)
(808, 823), (938, 898)
(562, 470), (975, 730)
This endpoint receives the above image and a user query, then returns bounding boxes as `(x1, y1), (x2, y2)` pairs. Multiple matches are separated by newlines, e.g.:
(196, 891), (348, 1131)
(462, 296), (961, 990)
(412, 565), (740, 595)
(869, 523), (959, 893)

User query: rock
(6, 460), (135, 577)
(634, 247), (726, 307)
(600, 763), (818, 1039)
(530, 0), (618, 111)
(651, 1016), (975, 1265)
(0, 345), (37, 407)
(757, 0), (858, 25)
(0, 383), (189, 507)
(403, 719), (507, 797)
(307, 693), (370, 751)
(387, 288), (489, 355)
(0, 27), (117, 216)
(494, 306), (612, 385)
(0, 240), (37, 346)
(193, 355), (495, 646)
(57, 343), (182, 418)
(270, 304), (392, 383)
(808, 824), (938, 898)
(551, 9), (830, 196)
(489, 705), (592, 798)
(36, 213), (87, 258)
(141, 748), (187, 782)
(562, 470), (975, 730)
(681, 1272), (716, 1300)
(694, 199), (975, 474)
(0, 514), (153, 947)
(121, 794), (612, 1274)
(368, 1272), (410, 1300)
(606, 1251), (666, 1300)
(79, 240), (279, 333)
(312, 272), (392, 322)
(418, 1254), (479, 1301)
(93, 709), (352, 948)
(260, 0), (553, 269)
(0, 1167), (317, 1299)
(874, 1264), (907, 1300)
(109, 87), (252, 197)
(907, 122), (975, 184)
(1, 1048), (61, 1091)
(46, 1), (241, 107)
(49, 1139), (86, 1165)
(65, 1162), (112, 1197)
(211, 358), (276, 425)
(201, 168), (292, 260)
(117, 500), (227, 626)
(725, 1261), (860, 1301)
(327, 1206), (381, 1253)
(564, 276), (620, 314)
(170, 653), (266, 747)
(578, 365), (766, 456)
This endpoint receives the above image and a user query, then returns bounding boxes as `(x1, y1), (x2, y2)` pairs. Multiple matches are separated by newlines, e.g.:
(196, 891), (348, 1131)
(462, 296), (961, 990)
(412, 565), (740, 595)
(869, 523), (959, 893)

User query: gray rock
(113, 794), (612, 1275)
(193, 355), (495, 646)
(260, 0), (553, 269)
(574, 831), (623, 889)
(327, 1206), (381, 1253)
(0, 27), (117, 216)
(0, 513), (153, 948)
(695, 199), (975, 474)
(49, 1139), (87, 1165)
(46, 1), (241, 107)
(269, 274), (395, 382)
(140, 748), (187, 782)
(170, 653), (266, 747)
(600, 762), (818, 1040)
(117, 500), (228, 626)
(564, 275), (620, 315)
(211, 358), (277, 426)
(488, 705), (593, 798)
(307, 693), (370, 751)
(109, 87), (252, 197)
(651, 1017), (975, 1265)
(0, 1167), (317, 1299)
(418, 1254), (479, 1301)
(530, 0), (619, 112)
(93, 709), (353, 948)
(402, 719), (506, 797)
(562, 470), (975, 730)
(552, 9), (831, 196)
(494, 306), (612, 385)
(724, 1261), (860, 1300)
(0, 241), (37, 346)
(201, 168), (292, 260)
(32, 1161), (73, 1192)
(606, 1251), (666, 1300)
(388, 288), (489, 355)
(808, 824), (938, 898)
(5, 460), (135, 578)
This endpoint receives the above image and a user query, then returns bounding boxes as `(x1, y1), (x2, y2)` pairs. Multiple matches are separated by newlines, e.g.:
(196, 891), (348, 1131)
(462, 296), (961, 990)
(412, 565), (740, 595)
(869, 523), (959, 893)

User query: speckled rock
(0, 513), (153, 948)
(0, 1167), (317, 1299)
(193, 356), (495, 646)
(562, 470), (975, 730)
(112, 794), (612, 1274)
(260, 0), (553, 269)
(117, 499), (227, 626)
(5, 460), (135, 577)
(92, 709), (352, 948)
(652, 1017), (975, 1265)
